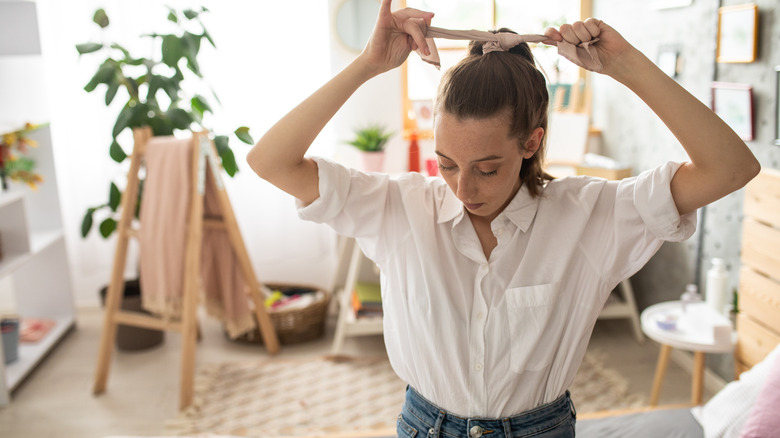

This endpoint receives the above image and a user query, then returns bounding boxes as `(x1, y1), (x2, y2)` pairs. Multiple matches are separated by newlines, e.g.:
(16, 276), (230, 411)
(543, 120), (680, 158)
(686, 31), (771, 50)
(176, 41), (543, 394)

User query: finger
(571, 21), (595, 44)
(583, 18), (602, 38)
(543, 27), (562, 42)
(403, 17), (430, 55)
(377, 0), (392, 22)
(558, 24), (581, 45)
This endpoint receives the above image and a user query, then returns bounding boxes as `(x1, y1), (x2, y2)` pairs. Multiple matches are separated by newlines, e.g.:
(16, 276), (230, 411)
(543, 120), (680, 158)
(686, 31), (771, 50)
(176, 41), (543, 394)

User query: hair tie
(418, 26), (602, 72)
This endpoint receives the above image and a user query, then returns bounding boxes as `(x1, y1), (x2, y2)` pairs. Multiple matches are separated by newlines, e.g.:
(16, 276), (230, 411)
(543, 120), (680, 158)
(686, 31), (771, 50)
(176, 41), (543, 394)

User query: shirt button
(475, 363), (483, 371)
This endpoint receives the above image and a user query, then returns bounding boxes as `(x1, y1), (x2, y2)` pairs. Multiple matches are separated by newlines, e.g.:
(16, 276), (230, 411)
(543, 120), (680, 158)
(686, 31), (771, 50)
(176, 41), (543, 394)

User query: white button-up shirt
(298, 157), (696, 418)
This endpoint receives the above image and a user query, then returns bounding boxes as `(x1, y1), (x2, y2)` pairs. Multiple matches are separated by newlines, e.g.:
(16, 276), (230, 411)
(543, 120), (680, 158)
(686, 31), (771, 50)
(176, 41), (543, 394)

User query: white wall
(33, 0), (375, 306)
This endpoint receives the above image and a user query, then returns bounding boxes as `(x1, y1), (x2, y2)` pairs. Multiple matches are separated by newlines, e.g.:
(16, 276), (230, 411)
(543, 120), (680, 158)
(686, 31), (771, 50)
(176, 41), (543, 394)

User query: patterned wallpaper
(590, 0), (779, 379)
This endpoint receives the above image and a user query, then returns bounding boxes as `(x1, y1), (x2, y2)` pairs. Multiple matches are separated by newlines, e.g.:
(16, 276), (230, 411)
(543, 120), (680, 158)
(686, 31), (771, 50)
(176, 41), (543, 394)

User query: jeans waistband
(402, 386), (576, 438)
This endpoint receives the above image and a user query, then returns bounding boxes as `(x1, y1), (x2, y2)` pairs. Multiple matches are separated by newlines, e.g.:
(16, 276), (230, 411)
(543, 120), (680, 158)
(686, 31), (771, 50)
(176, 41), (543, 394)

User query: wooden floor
(0, 307), (715, 438)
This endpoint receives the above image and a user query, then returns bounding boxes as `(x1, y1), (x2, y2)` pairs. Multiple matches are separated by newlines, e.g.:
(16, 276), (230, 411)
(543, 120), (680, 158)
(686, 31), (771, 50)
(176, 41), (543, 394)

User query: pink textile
(739, 353), (780, 437)
(418, 26), (602, 72)
(139, 136), (255, 338)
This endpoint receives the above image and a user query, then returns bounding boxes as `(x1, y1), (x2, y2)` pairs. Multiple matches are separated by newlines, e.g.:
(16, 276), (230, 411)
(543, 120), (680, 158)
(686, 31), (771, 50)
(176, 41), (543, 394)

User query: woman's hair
(435, 28), (553, 197)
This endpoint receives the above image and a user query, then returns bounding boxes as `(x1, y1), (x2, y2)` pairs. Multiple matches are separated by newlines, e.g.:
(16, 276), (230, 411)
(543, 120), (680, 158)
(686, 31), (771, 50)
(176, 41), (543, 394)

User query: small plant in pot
(76, 6), (254, 350)
(346, 124), (393, 172)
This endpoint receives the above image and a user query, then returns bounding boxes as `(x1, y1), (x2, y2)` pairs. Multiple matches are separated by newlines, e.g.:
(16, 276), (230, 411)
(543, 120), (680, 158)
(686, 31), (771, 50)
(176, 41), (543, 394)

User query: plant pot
(99, 279), (164, 351)
(361, 151), (385, 173)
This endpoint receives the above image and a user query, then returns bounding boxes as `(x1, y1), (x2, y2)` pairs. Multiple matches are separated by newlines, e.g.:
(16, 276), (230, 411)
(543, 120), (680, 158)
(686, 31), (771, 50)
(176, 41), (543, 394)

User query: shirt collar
(437, 183), (541, 232)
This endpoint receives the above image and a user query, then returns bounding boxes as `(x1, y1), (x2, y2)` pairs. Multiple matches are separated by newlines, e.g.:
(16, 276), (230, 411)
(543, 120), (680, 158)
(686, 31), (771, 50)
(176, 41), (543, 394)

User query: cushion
(739, 350), (780, 437)
(690, 342), (780, 438)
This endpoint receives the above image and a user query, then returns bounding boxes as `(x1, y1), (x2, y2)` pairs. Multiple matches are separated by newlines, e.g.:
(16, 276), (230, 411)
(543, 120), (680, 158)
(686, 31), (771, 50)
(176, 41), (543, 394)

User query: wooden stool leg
(650, 344), (671, 406)
(692, 351), (706, 405)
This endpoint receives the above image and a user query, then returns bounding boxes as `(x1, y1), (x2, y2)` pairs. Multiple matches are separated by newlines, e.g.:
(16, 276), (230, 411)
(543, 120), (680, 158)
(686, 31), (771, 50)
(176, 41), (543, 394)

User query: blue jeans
(398, 386), (576, 438)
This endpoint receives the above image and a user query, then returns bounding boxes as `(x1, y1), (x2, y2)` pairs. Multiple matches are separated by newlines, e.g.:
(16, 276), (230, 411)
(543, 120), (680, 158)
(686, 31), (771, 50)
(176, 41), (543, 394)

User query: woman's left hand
(543, 18), (633, 76)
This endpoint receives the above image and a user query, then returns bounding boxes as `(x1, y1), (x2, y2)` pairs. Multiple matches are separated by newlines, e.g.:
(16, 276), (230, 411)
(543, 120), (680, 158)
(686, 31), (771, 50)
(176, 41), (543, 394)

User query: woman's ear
(523, 127), (544, 159)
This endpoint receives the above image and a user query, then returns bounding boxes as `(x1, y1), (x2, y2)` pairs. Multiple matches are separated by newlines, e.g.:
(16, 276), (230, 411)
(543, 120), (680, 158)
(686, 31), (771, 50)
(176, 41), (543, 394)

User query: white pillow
(690, 343), (780, 438)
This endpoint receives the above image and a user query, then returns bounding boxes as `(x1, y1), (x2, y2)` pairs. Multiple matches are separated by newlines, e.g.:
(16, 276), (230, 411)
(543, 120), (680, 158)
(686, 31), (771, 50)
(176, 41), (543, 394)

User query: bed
(576, 168), (780, 437)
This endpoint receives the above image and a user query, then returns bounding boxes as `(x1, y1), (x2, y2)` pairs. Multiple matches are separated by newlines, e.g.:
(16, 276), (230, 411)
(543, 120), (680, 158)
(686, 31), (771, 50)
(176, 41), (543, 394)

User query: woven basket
(233, 284), (331, 345)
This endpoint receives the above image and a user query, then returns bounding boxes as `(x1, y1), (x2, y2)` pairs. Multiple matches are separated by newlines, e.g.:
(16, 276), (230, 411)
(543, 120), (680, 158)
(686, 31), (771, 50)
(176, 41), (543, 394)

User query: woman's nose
(457, 174), (475, 200)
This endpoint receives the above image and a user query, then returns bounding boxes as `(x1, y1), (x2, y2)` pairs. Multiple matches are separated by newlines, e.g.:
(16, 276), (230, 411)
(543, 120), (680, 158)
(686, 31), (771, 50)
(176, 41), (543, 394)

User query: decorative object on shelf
(345, 124), (393, 172)
(1, 315), (20, 364)
(0, 122), (45, 191)
(76, 5), (254, 240)
(716, 3), (759, 64)
(775, 66), (780, 146)
(711, 82), (754, 141)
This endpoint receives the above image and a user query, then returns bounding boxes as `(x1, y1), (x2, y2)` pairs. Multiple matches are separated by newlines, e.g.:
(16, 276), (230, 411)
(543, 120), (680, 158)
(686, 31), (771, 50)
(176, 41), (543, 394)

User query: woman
(247, 1), (759, 436)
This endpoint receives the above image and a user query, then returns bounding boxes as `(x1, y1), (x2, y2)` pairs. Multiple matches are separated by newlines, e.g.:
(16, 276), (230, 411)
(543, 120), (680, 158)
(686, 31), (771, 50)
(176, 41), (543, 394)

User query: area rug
(165, 352), (645, 437)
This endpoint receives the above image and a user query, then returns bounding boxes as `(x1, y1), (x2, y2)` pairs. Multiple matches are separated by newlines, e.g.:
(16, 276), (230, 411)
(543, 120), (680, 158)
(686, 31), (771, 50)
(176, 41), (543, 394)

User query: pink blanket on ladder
(139, 135), (255, 338)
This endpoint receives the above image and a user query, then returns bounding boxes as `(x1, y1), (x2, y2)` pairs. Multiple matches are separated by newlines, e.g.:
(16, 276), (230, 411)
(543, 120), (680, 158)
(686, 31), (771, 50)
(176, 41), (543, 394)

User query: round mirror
(335, 0), (380, 53)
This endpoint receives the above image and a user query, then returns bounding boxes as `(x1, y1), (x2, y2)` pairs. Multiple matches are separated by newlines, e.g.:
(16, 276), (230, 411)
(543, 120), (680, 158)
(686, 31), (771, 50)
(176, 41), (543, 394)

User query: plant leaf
(109, 140), (127, 163)
(76, 42), (103, 55)
(105, 79), (120, 105)
(167, 107), (192, 130)
(191, 95), (212, 118)
(167, 10), (178, 23)
(183, 9), (199, 19)
(202, 30), (216, 48)
(93, 8), (109, 28)
(99, 218), (117, 238)
(161, 34), (184, 67)
(84, 60), (116, 92)
(234, 126), (253, 144)
(219, 145), (238, 177)
(108, 182), (121, 212)
(112, 104), (134, 137)
(213, 135), (229, 153)
(81, 208), (95, 237)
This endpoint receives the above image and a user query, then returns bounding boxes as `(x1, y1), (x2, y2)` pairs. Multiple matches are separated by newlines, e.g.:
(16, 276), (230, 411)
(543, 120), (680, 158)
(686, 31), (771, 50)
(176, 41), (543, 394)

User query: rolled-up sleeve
(296, 156), (391, 241)
(632, 161), (697, 241)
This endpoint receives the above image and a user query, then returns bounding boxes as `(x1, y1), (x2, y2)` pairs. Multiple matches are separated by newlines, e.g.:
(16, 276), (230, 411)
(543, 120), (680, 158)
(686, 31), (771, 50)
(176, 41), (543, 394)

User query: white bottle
(706, 258), (729, 315)
(681, 283), (701, 312)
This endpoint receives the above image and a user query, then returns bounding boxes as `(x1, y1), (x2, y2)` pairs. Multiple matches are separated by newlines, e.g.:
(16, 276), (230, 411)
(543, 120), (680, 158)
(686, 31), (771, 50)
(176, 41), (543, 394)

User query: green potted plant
(77, 5), (253, 239)
(346, 124), (393, 172)
(76, 6), (253, 350)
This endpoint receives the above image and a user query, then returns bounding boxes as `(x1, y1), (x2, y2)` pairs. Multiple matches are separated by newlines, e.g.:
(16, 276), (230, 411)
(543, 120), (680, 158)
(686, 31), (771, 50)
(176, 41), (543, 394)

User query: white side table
(640, 301), (737, 406)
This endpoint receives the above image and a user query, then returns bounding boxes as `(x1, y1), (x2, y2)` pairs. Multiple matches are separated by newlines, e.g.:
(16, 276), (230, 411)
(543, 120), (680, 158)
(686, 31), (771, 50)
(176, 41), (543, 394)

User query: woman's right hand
(359, 0), (434, 75)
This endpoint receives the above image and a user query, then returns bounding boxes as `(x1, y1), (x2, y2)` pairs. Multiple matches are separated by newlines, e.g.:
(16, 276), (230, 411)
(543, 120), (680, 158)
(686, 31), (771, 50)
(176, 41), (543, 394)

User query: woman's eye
(438, 163), (456, 172)
(478, 169), (497, 177)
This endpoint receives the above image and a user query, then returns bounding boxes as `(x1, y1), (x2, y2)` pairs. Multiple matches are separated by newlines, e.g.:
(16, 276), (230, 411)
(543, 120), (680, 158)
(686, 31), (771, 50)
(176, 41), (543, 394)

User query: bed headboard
(735, 168), (780, 376)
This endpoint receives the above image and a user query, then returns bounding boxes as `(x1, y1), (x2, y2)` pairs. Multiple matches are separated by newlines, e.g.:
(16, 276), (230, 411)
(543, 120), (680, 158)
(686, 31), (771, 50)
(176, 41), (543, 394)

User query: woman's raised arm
(247, 0), (433, 205)
(545, 19), (760, 215)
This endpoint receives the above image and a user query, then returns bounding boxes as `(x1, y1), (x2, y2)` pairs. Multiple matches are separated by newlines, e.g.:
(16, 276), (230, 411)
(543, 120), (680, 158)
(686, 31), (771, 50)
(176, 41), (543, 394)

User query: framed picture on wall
(711, 82), (754, 141)
(775, 66), (780, 146)
(716, 3), (758, 63)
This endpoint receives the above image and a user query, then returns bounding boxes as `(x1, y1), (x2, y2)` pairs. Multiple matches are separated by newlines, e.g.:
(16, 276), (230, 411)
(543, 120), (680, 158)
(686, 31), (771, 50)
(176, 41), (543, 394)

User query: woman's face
(434, 110), (540, 223)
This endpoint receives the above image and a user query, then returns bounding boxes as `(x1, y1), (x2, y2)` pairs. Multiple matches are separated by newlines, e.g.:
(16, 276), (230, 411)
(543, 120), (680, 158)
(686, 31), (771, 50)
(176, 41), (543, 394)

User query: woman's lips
(464, 202), (484, 210)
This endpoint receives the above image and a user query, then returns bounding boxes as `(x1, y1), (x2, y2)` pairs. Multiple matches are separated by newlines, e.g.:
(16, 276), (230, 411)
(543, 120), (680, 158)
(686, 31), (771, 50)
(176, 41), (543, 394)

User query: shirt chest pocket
(505, 283), (558, 373)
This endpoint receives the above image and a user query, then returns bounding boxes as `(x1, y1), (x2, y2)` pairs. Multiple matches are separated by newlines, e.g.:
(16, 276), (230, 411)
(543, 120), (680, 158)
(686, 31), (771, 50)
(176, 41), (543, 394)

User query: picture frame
(711, 82), (754, 141)
(775, 66), (780, 146)
(657, 46), (681, 79)
(716, 3), (758, 63)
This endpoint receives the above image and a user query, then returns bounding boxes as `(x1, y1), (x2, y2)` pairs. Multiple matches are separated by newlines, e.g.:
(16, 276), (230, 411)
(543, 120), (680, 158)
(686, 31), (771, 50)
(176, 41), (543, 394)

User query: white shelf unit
(0, 1), (76, 405)
(331, 238), (384, 354)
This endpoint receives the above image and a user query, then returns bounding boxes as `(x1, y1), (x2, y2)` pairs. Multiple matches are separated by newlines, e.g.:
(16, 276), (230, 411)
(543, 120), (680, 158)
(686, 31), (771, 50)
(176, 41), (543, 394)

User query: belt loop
(430, 410), (445, 438)
(566, 390), (577, 420)
(502, 418), (512, 438)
